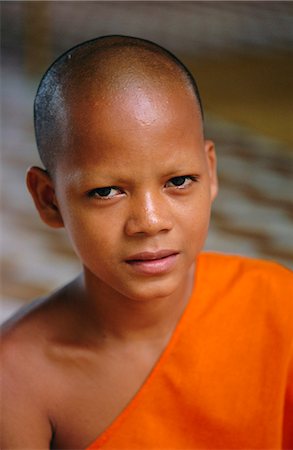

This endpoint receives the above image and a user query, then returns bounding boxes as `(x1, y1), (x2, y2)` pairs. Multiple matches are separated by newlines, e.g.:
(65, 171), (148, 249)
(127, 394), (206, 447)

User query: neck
(78, 264), (196, 344)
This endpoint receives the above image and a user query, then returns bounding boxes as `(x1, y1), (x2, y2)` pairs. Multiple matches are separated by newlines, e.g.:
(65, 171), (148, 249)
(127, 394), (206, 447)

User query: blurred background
(1, 1), (293, 322)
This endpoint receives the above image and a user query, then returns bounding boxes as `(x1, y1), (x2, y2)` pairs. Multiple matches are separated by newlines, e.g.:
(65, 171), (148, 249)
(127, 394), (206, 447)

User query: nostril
(124, 213), (172, 236)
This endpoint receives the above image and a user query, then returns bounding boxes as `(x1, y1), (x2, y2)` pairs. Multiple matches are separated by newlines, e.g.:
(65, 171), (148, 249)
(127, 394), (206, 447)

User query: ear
(26, 166), (64, 228)
(204, 140), (218, 202)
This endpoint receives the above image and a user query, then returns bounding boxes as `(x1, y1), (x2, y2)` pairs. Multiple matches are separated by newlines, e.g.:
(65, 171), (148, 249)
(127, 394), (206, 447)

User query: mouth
(125, 250), (179, 275)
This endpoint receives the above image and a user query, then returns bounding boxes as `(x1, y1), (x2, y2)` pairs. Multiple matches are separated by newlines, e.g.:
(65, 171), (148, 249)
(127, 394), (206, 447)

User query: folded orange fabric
(87, 253), (293, 449)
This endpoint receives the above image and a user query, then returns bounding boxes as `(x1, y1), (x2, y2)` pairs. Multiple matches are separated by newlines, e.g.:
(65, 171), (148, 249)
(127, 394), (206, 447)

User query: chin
(121, 275), (186, 303)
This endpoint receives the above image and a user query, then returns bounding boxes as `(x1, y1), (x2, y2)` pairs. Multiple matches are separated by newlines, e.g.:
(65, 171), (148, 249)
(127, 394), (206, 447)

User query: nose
(124, 190), (173, 237)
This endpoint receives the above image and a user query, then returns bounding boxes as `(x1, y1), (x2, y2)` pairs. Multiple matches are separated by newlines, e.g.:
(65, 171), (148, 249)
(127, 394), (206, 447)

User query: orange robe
(87, 253), (293, 449)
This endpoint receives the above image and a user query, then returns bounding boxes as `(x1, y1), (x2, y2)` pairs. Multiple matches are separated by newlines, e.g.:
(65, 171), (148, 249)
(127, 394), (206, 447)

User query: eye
(165, 175), (199, 189)
(87, 186), (123, 199)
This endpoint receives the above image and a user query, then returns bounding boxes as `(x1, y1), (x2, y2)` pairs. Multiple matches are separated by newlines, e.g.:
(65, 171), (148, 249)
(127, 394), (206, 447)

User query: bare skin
(1, 79), (217, 449)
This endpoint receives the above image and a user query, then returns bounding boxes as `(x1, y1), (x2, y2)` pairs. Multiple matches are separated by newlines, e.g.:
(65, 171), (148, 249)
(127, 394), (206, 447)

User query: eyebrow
(66, 164), (203, 188)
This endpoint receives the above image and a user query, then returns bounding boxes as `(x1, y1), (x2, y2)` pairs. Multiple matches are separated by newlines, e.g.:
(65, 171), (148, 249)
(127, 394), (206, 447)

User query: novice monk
(1, 35), (293, 450)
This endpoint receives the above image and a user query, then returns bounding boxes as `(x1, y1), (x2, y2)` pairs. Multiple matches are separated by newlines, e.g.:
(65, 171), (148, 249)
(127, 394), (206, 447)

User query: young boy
(1, 35), (292, 450)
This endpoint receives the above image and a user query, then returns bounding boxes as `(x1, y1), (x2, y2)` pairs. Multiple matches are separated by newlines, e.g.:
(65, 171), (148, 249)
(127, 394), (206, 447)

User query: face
(38, 82), (217, 302)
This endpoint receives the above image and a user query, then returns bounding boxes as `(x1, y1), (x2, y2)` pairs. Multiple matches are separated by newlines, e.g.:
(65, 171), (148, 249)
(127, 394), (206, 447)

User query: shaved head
(34, 35), (204, 174)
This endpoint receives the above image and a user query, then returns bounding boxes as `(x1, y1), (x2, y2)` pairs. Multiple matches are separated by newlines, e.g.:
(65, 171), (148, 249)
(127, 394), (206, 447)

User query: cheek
(60, 205), (121, 261)
(177, 188), (212, 244)
(179, 185), (212, 223)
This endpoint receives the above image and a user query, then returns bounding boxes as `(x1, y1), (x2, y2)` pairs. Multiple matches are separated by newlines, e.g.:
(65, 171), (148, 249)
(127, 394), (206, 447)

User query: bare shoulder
(1, 276), (157, 448)
(1, 278), (81, 449)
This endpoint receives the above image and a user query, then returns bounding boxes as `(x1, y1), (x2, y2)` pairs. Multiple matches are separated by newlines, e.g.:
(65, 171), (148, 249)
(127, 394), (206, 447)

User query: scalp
(34, 35), (203, 174)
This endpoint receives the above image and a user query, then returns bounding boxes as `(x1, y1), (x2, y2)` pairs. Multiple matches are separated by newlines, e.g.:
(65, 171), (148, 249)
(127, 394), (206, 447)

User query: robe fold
(86, 253), (293, 449)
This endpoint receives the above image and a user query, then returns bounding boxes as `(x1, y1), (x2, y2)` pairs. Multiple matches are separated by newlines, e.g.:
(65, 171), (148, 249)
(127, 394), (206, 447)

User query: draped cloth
(86, 253), (293, 449)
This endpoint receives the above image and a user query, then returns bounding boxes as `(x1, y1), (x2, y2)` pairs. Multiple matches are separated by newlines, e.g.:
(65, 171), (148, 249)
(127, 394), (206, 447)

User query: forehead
(57, 85), (205, 184)
(56, 80), (204, 177)
(69, 78), (201, 136)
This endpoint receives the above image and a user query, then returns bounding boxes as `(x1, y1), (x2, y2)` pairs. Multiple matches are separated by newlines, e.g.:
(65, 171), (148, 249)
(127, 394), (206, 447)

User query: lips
(125, 250), (179, 275)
